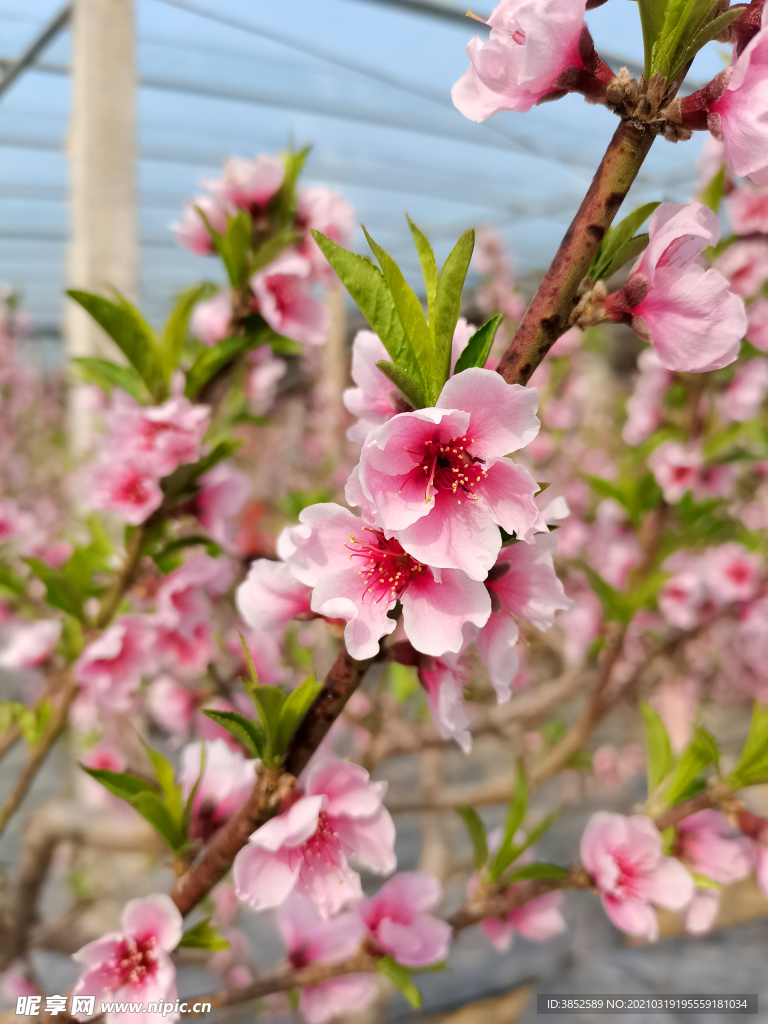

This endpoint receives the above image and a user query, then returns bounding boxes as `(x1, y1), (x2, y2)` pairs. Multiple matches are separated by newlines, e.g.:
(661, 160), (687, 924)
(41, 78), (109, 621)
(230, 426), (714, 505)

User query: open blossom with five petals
(355, 368), (543, 581)
(355, 872), (452, 967)
(605, 203), (746, 373)
(105, 393), (210, 479)
(282, 502), (491, 660)
(251, 253), (329, 346)
(72, 895), (182, 1024)
(276, 895), (378, 1024)
(0, 618), (61, 669)
(233, 757), (396, 917)
(580, 812), (695, 941)
(452, 0), (588, 121)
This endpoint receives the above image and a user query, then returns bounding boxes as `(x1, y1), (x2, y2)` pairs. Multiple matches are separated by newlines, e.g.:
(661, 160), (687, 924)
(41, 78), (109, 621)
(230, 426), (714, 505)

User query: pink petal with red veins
(250, 794), (324, 851)
(121, 894), (183, 952)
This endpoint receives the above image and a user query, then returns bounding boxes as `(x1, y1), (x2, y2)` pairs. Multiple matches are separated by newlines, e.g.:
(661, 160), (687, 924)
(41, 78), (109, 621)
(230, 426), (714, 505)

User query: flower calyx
(606, 69), (692, 141)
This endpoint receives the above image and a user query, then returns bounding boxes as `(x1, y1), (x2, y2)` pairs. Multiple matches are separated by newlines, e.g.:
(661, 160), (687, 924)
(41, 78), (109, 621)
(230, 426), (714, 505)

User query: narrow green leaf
(219, 211), (253, 288)
(510, 810), (559, 861)
(70, 357), (151, 404)
(161, 282), (217, 377)
(691, 871), (724, 892)
(238, 630), (260, 688)
(579, 563), (633, 625)
(24, 558), (85, 620)
(600, 233), (649, 282)
(491, 759), (528, 881)
(639, 700), (673, 791)
(277, 675), (322, 754)
(456, 805), (489, 872)
(270, 146), (311, 228)
(131, 791), (185, 852)
(311, 231), (411, 366)
(363, 227), (433, 394)
(201, 709), (264, 759)
(664, 727), (720, 805)
(67, 290), (164, 394)
(80, 766), (156, 801)
(251, 686), (288, 758)
(406, 215), (438, 328)
(375, 359), (426, 411)
(184, 333), (264, 399)
(433, 229), (475, 394)
(700, 164), (726, 213)
(182, 743), (206, 836)
(178, 917), (231, 950)
(673, 5), (740, 80)
(0, 565), (25, 596)
(506, 863), (569, 882)
(589, 203), (659, 282)
(376, 958), (421, 1008)
(727, 702), (768, 788)
(638, 0), (668, 78)
(453, 313), (503, 374)
(250, 230), (304, 275)
(59, 616), (84, 664)
(141, 741), (177, 804)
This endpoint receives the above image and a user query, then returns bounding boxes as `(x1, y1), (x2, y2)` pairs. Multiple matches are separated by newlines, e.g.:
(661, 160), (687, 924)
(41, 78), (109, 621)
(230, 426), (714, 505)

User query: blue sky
(0, 0), (725, 342)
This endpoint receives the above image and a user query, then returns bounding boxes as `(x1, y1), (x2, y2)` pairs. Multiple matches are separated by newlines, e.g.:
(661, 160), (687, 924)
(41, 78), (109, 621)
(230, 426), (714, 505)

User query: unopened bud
(623, 273), (649, 309)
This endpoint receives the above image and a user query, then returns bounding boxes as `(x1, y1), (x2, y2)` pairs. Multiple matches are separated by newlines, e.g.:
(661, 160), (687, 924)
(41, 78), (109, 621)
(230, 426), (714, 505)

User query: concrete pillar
(65, 0), (137, 451)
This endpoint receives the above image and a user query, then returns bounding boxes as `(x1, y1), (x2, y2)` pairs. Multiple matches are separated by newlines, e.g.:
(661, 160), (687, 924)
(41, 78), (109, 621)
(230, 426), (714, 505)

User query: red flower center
(115, 471), (150, 507)
(611, 851), (643, 900)
(115, 936), (157, 987)
(347, 527), (424, 604)
(726, 561), (751, 586)
(410, 434), (486, 504)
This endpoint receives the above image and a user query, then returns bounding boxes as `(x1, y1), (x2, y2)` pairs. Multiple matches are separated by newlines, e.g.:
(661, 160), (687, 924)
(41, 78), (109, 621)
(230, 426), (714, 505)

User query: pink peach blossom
(356, 368), (543, 580)
(252, 253), (329, 346)
(276, 895), (378, 1024)
(719, 358), (768, 422)
(676, 810), (754, 884)
(74, 616), (154, 714)
(190, 290), (232, 346)
(650, 676), (700, 754)
(106, 393), (210, 479)
(418, 648), (473, 752)
(245, 346), (287, 414)
(746, 296), (768, 351)
(727, 183), (768, 235)
(685, 889), (721, 935)
(610, 203), (745, 373)
(452, 0), (587, 120)
(194, 462), (251, 548)
(72, 895), (182, 1024)
(145, 675), (198, 739)
(0, 618), (61, 669)
(283, 502), (491, 660)
(356, 872), (451, 967)
(481, 890), (566, 952)
(173, 196), (229, 255)
(88, 460), (163, 525)
(180, 739), (257, 839)
(648, 441), (702, 504)
(623, 350), (673, 446)
(714, 239), (768, 298)
(153, 621), (215, 678)
(297, 187), (356, 281)
(79, 744), (127, 809)
(237, 558), (313, 633)
(702, 543), (760, 605)
(204, 155), (284, 214)
(581, 812), (695, 941)
(233, 757), (396, 917)
(709, 11), (768, 185)
(155, 554), (231, 635)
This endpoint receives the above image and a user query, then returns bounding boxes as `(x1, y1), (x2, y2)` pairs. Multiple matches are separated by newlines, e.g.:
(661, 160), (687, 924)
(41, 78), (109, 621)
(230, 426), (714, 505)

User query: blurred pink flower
(648, 441), (702, 504)
(74, 616), (154, 714)
(418, 647), (473, 752)
(195, 463), (251, 549)
(676, 810), (754, 884)
(623, 350), (673, 446)
(746, 296), (768, 351)
(145, 675), (198, 739)
(88, 460), (163, 525)
(190, 290), (232, 346)
(481, 890), (566, 951)
(154, 621), (215, 678)
(714, 239), (768, 298)
(719, 358), (768, 422)
(297, 187), (356, 281)
(233, 757), (396, 916)
(155, 553), (231, 635)
(180, 738), (257, 839)
(0, 619), (61, 669)
(703, 543), (760, 605)
(356, 368), (543, 579)
(727, 183), (768, 234)
(72, 895), (182, 1024)
(204, 154), (284, 213)
(173, 196), (229, 255)
(244, 347), (287, 414)
(276, 894), (377, 1024)
(650, 676), (700, 754)
(252, 253), (329, 346)
(452, 0), (587, 120)
(237, 558), (313, 633)
(356, 872), (451, 966)
(106, 394), (210, 479)
(685, 889), (721, 935)
(581, 812), (694, 941)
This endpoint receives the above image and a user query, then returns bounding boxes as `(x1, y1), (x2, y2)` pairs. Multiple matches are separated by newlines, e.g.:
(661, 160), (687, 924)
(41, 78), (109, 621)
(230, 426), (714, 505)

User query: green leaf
(638, 0), (668, 78)
(24, 557), (85, 620)
(675, 6), (741, 79)
(457, 805), (489, 872)
(250, 230), (304, 275)
(364, 227), (432, 396)
(161, 283), (217, 377)
(201, 709), (264, 759)
(217, 211), (253, 288)
(589, 203), (659, 282)
(376, 958), (421, 1008)
(727, 702), (768, 788)
(664, 727), (720, 805)
(506, 863), (569, 882)
(601, 234), (650, 282)
(375, 359), (426, 410)
(311, 231), (411, 366)
(453, 313), (503, 374)
(389, 663), (419, 703)
(691, 871), (724, 892)
(700, 164), (725, 213)
(178, 917), (230, 951)
(182, 742), (206, 836)
(184, 333), (264, 399)
(490, 759), (528, 881)
(277, 675), (322, 754)
(251, 686), (287, 761)
(433, 229), (475, 394)
(510, 810), (559, 862)
(406, 215), (438, 328)
(66, 290), (165, 396)
(639, 700), (673, 791)
(270, 146), (311, 227)
(579, 563), (633, 625)
(628, 571), (670, 613)
(0, 565), (25, 596)
(142, 741), (180, 813)
(70, 357), (151, 404)
(80, 766), (157, 801)
(131, 791), (185, 852)
(59, 616), (84, 664)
